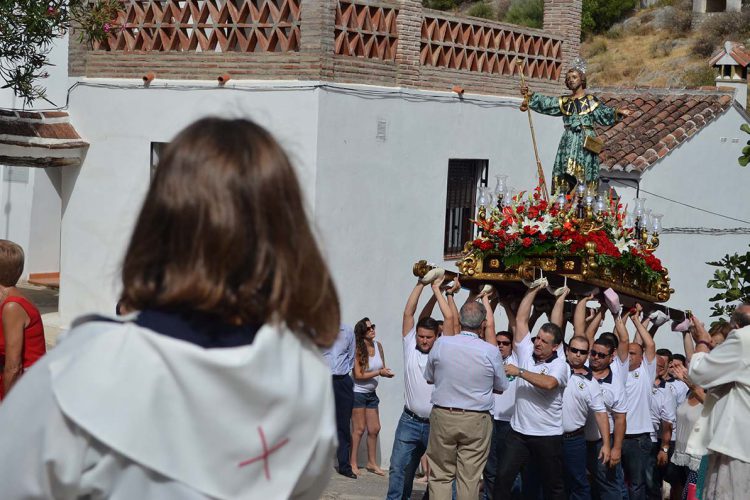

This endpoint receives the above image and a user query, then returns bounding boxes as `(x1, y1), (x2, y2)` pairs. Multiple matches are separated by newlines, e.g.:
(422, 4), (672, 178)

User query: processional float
(414, 60), (679, 317)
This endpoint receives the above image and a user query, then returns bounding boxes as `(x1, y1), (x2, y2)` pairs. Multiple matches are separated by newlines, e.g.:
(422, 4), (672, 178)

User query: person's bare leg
(365, 407), (384, 475)
(416, 454), (430, 483)
(350, 407), (366, 474)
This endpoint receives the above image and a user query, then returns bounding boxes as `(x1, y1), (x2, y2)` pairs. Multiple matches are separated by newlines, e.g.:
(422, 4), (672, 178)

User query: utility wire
(608, 180), (750, 226)
(13, 80), (750, 227)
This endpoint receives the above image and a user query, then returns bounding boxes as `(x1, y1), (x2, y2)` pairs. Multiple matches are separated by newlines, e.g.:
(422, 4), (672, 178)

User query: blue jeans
(586, 437), (623, 500)
(386, 409), (430, 500)
(483, 420), (522, 500)
(563, 433), (590, 500)
(621, 434), (652, 500)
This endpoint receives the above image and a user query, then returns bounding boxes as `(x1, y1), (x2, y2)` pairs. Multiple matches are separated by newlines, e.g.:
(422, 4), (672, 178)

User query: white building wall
(0, 166), (35, 258)
(314, 86), (562, 466)
(26, 168), (62, 274)
(0, 34), (69, 277)
(52, 80), (750, 466)
(60, 81), (321, 323)
(605, 106), (750, 354)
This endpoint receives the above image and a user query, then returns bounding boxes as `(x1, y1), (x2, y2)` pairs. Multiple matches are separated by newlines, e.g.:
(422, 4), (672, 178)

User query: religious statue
(520, 62), (631, 195)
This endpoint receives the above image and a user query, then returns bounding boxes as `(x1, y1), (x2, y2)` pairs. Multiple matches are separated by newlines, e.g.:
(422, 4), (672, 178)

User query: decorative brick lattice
(334, 2), (398, 60)
(94, 0), (302, 52)
(421, 15), (563, 79)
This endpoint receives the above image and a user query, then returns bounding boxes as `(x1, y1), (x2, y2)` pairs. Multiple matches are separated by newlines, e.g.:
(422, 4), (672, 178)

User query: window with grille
(444, 159), (488, 258)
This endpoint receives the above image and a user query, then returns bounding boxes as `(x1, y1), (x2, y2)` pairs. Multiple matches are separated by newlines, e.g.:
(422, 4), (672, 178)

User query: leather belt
(625, 432), (650, 439)
(332, 374), (350, 380)
(404, 407), (430, 423)
(563, 427), (585, 439)
(434, 405), (490, 415)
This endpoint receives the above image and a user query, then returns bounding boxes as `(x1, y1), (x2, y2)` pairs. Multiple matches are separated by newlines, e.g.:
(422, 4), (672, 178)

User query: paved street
(18, 282), (62, 349)
(322, 469), (427, 499)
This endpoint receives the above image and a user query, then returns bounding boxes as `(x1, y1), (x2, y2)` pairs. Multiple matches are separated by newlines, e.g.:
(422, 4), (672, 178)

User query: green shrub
(422, 0), (458, 11)
(586, 38), (608, 57)
(604, 26), (624, 39)
(496, 0), (512, 20)
(650, 39), (674, 58)
(681, 66), (717, 87)
(691, 37), (717, 58)
(660, 1), (693, 34)
(581, 0), (637, 35)
(504, 0), (543, 29)
(468, 2), (495, 20)
(699, 11), (750, 44)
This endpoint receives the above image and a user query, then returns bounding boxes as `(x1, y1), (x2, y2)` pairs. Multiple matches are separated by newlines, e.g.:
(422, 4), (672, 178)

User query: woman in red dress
(0, 240), (45, 399)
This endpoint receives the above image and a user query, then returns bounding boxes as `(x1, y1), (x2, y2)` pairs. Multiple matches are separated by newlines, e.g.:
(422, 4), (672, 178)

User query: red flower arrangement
(467, 186), (665, 282)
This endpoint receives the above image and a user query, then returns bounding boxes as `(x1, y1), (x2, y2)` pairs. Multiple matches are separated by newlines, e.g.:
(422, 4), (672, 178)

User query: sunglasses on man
(589, 350), (610, 359)
(568, 346), (589, 355)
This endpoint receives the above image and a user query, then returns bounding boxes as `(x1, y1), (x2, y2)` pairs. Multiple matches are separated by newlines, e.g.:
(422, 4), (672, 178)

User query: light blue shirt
(322, 324), (355, 376)
(424, 331), (508, 411)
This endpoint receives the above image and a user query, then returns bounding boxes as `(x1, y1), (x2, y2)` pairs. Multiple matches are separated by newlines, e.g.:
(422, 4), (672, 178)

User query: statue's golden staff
(516, 59), (549, 202)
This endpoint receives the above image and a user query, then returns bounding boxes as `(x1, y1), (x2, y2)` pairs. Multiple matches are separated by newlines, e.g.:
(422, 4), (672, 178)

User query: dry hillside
(582, 3), (750, 88)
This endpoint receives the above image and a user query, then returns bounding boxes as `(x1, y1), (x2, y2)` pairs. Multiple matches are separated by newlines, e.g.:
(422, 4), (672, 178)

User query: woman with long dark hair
(0, 117), (340, 499)
(350, 317), (393, 475)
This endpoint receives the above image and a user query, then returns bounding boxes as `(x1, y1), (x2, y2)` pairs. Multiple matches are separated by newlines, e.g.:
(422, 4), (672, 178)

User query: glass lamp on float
(556, 192), (566, 211)
(575, 181), (586, 218)
(633, 198), (647, 234)
(503, 187), (517, 208)
(494, 175), (508, 209)
(477, 186), (492, 221)
(624, 211), (635, 230)
(644, 213), (663, 250)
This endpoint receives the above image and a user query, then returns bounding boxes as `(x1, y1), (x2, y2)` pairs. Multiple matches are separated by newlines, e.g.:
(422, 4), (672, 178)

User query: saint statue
(520, 64), (631, 195)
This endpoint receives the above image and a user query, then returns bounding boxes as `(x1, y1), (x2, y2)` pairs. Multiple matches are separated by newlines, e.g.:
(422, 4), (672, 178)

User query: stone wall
(69, 0), (583, 96)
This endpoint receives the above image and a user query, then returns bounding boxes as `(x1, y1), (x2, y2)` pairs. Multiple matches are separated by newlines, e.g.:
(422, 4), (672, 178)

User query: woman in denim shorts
(350, 317), (394, 476)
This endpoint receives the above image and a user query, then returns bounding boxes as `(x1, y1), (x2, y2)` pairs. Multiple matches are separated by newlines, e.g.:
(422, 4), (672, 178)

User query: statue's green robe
(529, 93), (619, 188)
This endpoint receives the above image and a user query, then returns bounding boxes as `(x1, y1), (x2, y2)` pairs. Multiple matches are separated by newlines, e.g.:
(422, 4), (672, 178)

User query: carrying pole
(516, 59), (550, 202)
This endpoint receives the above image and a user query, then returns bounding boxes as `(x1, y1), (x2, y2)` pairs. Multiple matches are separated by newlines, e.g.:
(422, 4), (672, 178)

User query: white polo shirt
(610, 355), (628, 385)
(510, 334), (569, 436)
(666, 378), (689, 408)
(584, 367), (628, 441)
(424, 332), (508, 412)
(493, 352), (518, 422)
(562, 370), (607, 433)
(625, 357), (658, 434)
(402, 327), (433, 419)
(650, 381), (678, 443)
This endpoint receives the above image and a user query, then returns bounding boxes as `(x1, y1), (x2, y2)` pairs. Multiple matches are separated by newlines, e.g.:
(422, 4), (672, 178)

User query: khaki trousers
(426, 407), (492, 500)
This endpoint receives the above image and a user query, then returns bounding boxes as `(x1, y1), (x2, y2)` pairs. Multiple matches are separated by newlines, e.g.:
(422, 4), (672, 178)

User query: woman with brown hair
(350, 317), (394, 476)
(0, 240), (45, 399)
(0, 117), (340, 499)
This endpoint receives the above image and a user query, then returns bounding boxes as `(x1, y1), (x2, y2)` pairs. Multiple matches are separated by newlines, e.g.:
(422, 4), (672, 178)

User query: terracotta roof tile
(0, 110), (88, 168)
(709, 42), (750, 68)
(595, 88), (736, 173)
